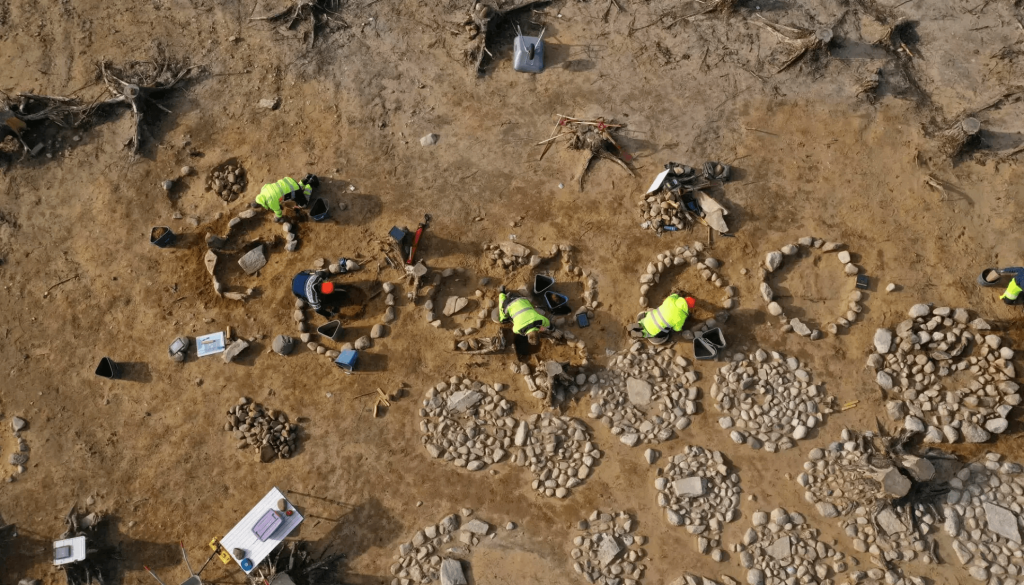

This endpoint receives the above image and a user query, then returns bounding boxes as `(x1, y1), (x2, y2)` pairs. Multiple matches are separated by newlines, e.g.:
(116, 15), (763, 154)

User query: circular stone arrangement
(868, 303), (1019, 443)
(570, 510), (647, 585)
(389, 511), (499, 585)
(589, 345), (700, 447)
(945, 452), (1024, 583)
(739, 508), (844, 585)
(711, 350), (833, 452)
(511, 413), (602, 499)
(655, 446), (741, 559)
(420, 377), (515, 471)
(798, 428), (939, 565)
(760, 237), (865, 339)
(636, 242), (736, 325)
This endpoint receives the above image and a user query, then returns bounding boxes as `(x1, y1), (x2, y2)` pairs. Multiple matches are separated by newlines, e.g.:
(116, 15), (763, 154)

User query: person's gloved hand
(499, 285), (507, 294)
(274, 216), (286, 223)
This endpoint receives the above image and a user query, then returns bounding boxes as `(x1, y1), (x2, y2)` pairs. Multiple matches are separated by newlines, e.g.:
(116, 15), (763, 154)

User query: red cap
(685, 297), (696, 309)
(320, 282), (335, 294)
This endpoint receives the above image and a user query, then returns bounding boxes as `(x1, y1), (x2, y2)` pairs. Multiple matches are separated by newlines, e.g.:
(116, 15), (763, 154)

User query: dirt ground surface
(2, 0), (1024, 583)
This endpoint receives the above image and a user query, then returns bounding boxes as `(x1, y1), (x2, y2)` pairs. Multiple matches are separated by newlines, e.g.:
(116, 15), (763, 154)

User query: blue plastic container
(335, 349), (358, 372)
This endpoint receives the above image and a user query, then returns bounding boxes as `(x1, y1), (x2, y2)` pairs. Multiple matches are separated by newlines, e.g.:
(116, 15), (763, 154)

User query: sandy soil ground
(2, 0), (1024, 583)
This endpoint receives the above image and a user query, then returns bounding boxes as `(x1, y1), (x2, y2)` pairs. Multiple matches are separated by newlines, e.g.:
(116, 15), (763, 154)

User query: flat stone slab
(673, 476), (706, 497)
(238, 245), (267, 275)
(984, 502), (1021, 543)
(440, 558), (467, 585)
(223, 339), (249, 363)
(447, 390), (483, 413)
(596, 534), (623, 567)
(626, 378), (653, 406)
(499, 242), (531, 257)
(443, 296), (469, 317)
(462, 519), (490, 535)
(875, 508), (907, 535)
(765, 536), (791, 559)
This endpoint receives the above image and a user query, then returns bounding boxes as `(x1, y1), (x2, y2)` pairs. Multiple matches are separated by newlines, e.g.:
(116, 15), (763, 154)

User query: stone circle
(419, 377), (515, 471)
(945, 452), (1024, 583)
(570, 510), (647, 585)
(590, 345), (701, 447)
(711, 350), (832, 452)
(511, 413), (602, 498)
(656, 446), (741, 558)
(389, 511), (495, 585)
(737, 509), (843, 585)
(867, 304), (1019, 443)
(760, 238), (866, 339)
(636, 242), (736, 327)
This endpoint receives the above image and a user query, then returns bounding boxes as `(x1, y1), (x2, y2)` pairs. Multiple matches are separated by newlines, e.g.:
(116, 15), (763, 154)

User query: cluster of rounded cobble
(738, 508), (847, 585)
(760, 238), (866, 339)
(511, 413), (602, 499)
(945, 452), (1024, 584)
(589, 345), (700, 447)
(419, 377), (515, 471)
(798, 428), (939, 566)
(869, 303), (1018, 443)
(570, 510), (647, 585)
(655, 446), (741, 560)
(711, 350), (833, 452)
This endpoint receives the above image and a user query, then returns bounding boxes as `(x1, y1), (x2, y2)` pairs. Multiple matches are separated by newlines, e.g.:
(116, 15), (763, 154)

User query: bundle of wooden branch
(536, 115), (635, 191)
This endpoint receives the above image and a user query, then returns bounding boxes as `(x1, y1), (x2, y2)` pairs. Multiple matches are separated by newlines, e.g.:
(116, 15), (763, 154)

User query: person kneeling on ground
(292, 269), (339, 318)
(253, 174), (319, 223)
(997, 267), (1024, 305)
(498, 286), (550, 345)
(629, 293), (695, 344)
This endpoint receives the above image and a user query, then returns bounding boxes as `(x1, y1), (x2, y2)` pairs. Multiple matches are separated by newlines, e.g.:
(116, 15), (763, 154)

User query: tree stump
(940, 117), (981, 157)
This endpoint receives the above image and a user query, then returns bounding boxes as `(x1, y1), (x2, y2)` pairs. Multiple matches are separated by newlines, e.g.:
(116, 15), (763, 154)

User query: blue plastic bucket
(150, 226), (175, 248)
(309, 198), (329, 221)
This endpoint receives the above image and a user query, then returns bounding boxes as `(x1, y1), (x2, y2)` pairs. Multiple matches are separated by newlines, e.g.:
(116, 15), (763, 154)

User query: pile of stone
(636, 243), (736, 324)
(655, 446), (740, 558)
(223, 397), (301, 462)
(738, 508), (845, 585)
(570, 510), (647, 585)
(516, 360), (594, 405)
(760, 238), (863, 339)
(945, 452), (1024, 583)
(511, 413), (602, 498)
(799, 428), (940, 565)
(867, 303), (1018, 443)
(390, 511), (497, 585)
(485, 241), (543, 270)
(420, 378), (515, 471)
(6, 416), (29, 482)
(591, 345), (700, 447)
(711, 350), (832, 452)
(208, 163), (247, 202)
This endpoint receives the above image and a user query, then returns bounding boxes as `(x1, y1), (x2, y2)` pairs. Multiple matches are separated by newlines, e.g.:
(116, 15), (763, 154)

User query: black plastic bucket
(317, 320), (342, 341)
(694, 338), (716, 360)
(150, 226), (175, 248)
(979, 268), (1001, 287)
(309, 198), (329, 221)
(545, 292), (571, 315)
(702, 327), (726, 349)
(534, 274), (555, 295)
(95, 357), (120, 379)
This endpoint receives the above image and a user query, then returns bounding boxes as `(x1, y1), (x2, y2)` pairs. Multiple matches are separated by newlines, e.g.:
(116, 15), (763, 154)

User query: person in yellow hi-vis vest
(999, 268), (1024, 305)
(498, 286), (551, 345)
(628, 293), (695, 345)
(252, 174), (319, 222)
